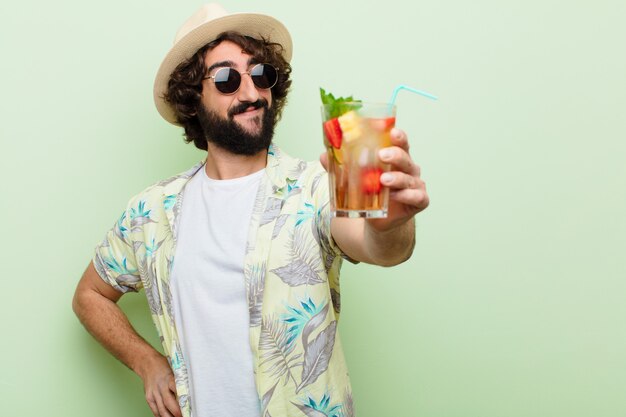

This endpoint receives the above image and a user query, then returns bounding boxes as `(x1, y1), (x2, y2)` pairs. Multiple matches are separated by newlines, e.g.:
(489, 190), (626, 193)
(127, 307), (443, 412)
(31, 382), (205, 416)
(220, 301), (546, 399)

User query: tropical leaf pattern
(270, 226), (325, 287)
(98, 248), (141, 292)
(145, 237), (166, 258)
(140, 256), (162, 315)
(271, 213), (290, 240)
(311, 172), (324, 197)
(270, 258), (325, 287)
(130, 200), (156, 231)
(246, 262), (266, 327)
(114, 211), (129, 242)
(296, 203), (315, 227)
(301, 303), (330, 350)
(162, 277), (175, 323)
(261, 197), (284, 226)
(293, 404), (327, 417)
(92, 147), (353, 417)
(296, 321), (337, 393)
(103, 251), (136, 276)
(259, 315), (302, 386)
(282, 299), (328, 346)
(132, 240), (144, 252)
(260, 381), (278, 415)
(294, 392), (345, 417)
(285, 177), (303, 199)
(163, 194), (176, 210)
(289, 160), (308, 178)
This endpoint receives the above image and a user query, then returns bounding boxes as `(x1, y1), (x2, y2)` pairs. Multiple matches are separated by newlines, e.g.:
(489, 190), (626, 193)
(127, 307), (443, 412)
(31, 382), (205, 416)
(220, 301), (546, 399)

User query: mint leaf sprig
(320, 87), (362, 119)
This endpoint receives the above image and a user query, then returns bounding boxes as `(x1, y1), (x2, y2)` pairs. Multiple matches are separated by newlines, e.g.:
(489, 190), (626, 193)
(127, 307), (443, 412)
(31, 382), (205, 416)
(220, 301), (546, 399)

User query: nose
(236, 72), (260, 103)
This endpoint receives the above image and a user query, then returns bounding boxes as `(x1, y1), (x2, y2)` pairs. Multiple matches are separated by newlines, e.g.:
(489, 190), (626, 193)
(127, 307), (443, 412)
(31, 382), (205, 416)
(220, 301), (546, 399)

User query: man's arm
(72, 261), (182, 417)
(331, 217), (416, 266)
(323, 128), (428, 266)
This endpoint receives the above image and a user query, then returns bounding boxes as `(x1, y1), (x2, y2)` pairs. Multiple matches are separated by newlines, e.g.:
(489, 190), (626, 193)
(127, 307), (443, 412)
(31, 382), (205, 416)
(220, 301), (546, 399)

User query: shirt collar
(161, 142), (289, 198)
(265, 142), (287, 190)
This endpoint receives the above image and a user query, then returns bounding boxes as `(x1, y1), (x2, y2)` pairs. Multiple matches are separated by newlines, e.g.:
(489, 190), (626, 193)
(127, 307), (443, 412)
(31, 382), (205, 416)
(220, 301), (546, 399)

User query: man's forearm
(73, 290), (164, 379)
(364, 217), (416, 266)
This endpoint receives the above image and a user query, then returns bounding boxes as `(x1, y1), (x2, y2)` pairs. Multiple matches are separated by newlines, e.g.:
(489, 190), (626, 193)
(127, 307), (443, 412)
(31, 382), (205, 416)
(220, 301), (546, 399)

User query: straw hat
(153, 3), (293, 125)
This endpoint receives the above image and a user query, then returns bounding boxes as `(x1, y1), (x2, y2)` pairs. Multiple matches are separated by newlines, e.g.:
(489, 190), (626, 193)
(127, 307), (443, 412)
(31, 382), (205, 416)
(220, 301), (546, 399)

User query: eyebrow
(207, 57), (258, 74)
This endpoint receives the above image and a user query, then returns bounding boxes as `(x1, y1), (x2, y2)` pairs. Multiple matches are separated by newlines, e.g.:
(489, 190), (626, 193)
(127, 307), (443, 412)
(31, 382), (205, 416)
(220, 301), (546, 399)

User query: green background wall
(2, 0), (625, 416)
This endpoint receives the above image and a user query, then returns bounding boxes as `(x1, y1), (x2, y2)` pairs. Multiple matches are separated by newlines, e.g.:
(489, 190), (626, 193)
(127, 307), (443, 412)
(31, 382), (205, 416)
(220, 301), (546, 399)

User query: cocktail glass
(322, 102), (396, 218)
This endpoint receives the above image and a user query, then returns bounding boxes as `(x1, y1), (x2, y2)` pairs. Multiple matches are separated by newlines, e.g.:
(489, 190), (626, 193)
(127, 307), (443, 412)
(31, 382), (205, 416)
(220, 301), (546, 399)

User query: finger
(389, 188), (430, 211)
(146, 396), (159, 417)
(162, 390), (183, 417)
(390, 128), (410, 152)
(164, 377), (182, 417)
(380, 171), (423, 190)
(155, 392), (174, 417)
(319, 152), (329, 172)
(379, 147), (420, 176)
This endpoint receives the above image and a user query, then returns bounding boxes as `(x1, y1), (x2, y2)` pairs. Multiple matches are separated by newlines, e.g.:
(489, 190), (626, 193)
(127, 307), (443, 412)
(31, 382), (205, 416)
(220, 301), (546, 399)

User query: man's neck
(204, 142), (268, 180)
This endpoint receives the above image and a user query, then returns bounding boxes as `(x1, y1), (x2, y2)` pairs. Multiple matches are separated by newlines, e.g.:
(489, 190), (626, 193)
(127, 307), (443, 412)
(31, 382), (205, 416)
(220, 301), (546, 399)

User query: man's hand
(370, 127), (429, 230)
(72, 262), (182, 417)
(139, 354), (182, 417)
(320, 127), (429, 265)
(320, 127), (429, 230)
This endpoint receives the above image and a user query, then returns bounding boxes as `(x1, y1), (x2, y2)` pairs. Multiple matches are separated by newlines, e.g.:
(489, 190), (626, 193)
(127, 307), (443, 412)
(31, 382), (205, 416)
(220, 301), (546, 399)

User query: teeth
(338, 111), (362, 143)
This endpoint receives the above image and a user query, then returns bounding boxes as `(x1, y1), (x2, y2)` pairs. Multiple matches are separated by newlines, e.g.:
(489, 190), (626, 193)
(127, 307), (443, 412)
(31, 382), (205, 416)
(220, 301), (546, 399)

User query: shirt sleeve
(311, 168), (359, 265)
(92, 203), (143, 293)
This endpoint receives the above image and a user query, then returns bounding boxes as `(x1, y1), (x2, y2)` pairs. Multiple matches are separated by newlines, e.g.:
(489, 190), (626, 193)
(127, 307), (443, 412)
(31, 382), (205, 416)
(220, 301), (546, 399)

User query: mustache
(228, 99), (269, 117)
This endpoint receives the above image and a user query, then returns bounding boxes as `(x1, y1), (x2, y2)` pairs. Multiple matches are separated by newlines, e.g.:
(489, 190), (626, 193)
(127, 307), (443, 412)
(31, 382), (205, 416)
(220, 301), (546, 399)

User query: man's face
(198, 40), (275, 155)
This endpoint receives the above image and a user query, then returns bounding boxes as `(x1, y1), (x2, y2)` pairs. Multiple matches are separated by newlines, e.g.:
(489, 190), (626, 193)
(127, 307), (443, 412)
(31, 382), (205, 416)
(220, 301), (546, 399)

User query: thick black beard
(197, 99), (275, 156)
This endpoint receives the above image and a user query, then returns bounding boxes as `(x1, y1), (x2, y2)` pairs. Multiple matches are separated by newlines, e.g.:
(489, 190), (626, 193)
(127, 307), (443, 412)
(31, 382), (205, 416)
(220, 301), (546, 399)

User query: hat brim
(153, 12), (293, 126)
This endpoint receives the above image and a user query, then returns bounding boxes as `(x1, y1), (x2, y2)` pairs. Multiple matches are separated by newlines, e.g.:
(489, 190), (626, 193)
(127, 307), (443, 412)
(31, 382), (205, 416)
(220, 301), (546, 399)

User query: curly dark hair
(163, 31), (292, 151)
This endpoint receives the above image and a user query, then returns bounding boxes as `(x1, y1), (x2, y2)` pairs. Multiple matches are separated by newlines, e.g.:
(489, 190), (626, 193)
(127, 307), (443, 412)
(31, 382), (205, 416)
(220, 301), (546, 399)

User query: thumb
(319, 152), (329, 172)
(168, 375), (177, 393)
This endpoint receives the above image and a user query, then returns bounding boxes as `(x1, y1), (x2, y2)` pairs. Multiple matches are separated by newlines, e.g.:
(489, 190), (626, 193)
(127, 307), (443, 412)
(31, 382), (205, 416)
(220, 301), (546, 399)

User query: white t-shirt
(170, 166), (264, 417)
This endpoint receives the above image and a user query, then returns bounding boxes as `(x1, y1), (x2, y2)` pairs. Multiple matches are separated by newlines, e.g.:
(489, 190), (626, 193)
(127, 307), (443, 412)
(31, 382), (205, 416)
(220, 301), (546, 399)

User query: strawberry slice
(361, 167), (383, 194)
(323, 118), (343, 149)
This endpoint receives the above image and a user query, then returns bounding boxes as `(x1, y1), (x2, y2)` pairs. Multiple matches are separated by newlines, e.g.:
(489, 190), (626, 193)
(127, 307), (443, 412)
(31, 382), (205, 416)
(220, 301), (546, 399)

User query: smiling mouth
(235, 107), (263, 117)
(229, 99), (268, 118)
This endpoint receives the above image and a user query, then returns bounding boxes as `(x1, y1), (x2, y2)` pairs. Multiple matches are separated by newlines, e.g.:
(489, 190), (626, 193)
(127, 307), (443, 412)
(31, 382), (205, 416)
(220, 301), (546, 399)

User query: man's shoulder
(274, 146), (326, 181)
(271, 149), (329, 210)
(124, 162), (204, 210)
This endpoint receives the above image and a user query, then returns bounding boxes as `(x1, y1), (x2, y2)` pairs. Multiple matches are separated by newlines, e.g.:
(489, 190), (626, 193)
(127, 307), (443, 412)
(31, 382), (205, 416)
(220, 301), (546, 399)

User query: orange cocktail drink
(322, 102), (396, 218)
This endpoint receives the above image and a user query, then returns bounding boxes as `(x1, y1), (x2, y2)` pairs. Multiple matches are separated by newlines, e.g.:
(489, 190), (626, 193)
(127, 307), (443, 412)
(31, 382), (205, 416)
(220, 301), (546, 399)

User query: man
(72, 3), (429, 417)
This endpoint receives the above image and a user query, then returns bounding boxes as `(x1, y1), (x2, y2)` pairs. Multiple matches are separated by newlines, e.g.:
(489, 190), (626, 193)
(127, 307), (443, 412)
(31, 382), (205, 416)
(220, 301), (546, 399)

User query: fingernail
(381, 172), (394, 184)
(379, 149), (392, 160)
(390, 127), (400, 137)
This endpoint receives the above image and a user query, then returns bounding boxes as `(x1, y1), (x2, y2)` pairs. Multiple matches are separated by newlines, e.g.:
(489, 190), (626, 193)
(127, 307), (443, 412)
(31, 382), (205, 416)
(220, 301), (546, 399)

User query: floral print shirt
(93, 144), (355, 417)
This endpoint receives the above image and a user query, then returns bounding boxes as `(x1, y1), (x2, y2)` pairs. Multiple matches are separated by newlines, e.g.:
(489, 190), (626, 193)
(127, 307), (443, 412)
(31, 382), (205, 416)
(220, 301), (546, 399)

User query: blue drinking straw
(389, 85), (438, 111)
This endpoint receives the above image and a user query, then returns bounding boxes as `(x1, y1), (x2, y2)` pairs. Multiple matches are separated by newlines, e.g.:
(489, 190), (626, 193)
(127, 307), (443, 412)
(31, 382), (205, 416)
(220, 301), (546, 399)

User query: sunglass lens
(213, 68), (241, 94)
(251, 64), (278, 89)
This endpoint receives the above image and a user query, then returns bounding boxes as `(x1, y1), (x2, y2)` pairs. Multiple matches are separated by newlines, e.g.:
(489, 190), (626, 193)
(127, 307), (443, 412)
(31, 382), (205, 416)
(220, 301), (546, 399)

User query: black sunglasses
(203, 63), (279, 95)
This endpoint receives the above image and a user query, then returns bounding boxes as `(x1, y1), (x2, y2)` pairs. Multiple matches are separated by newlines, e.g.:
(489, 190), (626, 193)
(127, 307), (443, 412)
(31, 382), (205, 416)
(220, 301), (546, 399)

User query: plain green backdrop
(1, 0), (625, 416)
